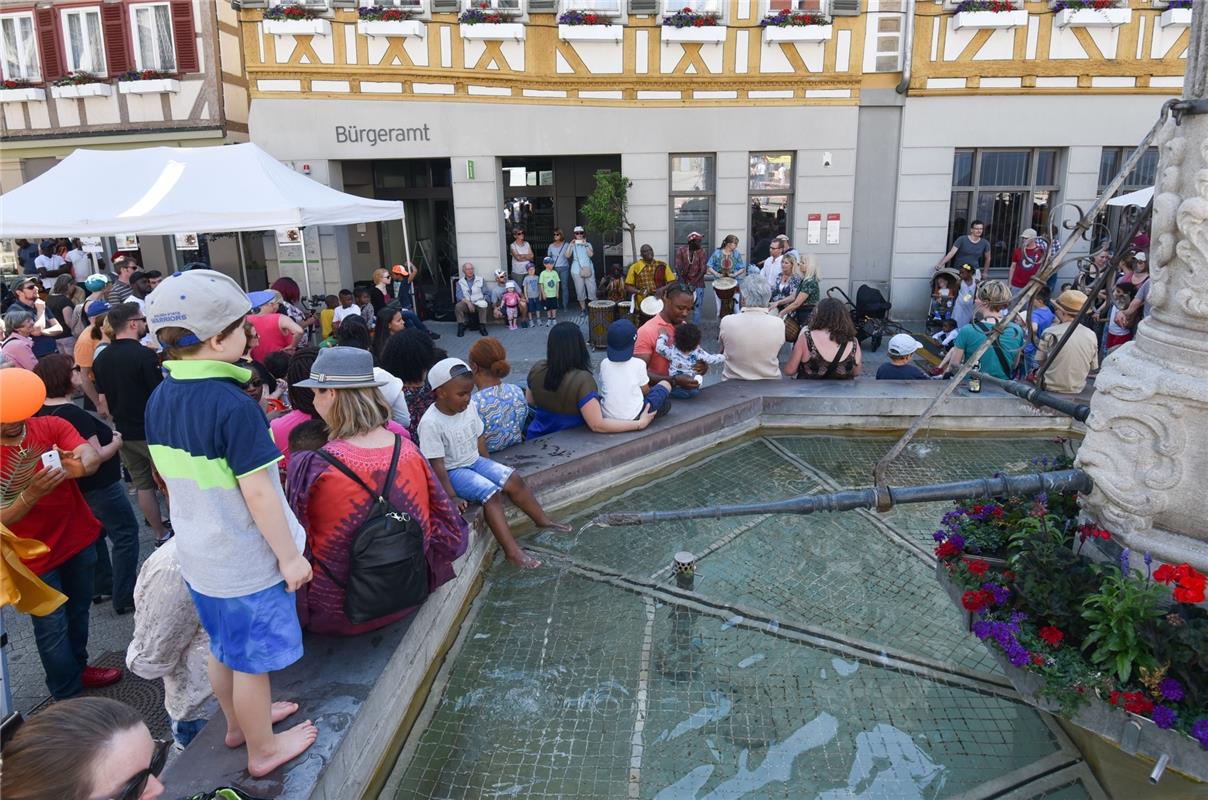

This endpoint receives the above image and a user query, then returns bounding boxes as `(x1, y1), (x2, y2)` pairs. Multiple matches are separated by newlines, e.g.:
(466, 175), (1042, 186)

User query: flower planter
(661, 25), (727, 43)
(458, 22), (525, 40)
(763, 24), (833, 42)
(51, 83), (112, 99)
(118, 78), (180, 95)
(952, 9), (1029, 29)
(1054, 7), (1131, 27)
(1159, 7), (1192, 27)
(936, 561), (975, 632)
(263, 18), (331, 36)
(0, 87), (46, 103)
(558, 23), (623, 42)
(357, 19), (425, 37)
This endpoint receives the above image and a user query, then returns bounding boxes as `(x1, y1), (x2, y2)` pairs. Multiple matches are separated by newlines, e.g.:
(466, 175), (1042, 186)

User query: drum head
(714, 277), (737, 291)
(589, 300), (617, 309)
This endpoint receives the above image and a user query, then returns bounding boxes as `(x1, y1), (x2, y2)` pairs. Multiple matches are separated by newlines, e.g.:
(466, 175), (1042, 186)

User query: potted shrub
(934, 487), (1208, 782)
(951, 0), (1029, 30)
(263, 3), (331, 37)
(458, 4), (525, 40)
(558, 10), (623, 41)
(1159, 0), (1192, 28)
(357, 5), (425, 38)
(661, 7), (725, 43)
(0, 78), (46, 103)
(1052, 0), (1132, 28)
(760, 9), (833, 42)
(116, 69), (180, 95)
(50, 72), (112, 99)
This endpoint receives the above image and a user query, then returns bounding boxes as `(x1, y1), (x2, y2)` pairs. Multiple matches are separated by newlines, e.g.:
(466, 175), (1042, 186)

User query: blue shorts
(187, 581), (303, 675)
(527, 299), (541, 314)
(645, 383), (670, 413)
(448, 457), (514, 504)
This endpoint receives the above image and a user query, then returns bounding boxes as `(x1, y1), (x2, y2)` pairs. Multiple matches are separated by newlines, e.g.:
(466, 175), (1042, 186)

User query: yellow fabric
(319, 308), (335, 339)
(0, 524), (67, 616)
(624, 259), (674, 308)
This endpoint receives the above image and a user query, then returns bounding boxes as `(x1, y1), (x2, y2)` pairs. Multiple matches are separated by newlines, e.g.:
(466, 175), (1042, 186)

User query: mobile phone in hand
(40, 450), (62, 470)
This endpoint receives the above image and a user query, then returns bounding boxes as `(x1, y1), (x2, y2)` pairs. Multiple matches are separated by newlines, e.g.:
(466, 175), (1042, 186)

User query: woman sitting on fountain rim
(937, 279), (1025, 381)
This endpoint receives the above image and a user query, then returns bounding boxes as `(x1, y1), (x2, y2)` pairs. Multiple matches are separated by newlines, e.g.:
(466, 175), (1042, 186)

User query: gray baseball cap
(293, 347), (387, 389)
(146, 269), (255, 345)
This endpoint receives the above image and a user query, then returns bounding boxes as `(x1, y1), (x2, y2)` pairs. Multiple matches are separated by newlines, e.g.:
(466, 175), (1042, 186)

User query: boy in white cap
(876, 334), (930, 380)
(144, 270), (316, 777)
(418, 358), (570, 569)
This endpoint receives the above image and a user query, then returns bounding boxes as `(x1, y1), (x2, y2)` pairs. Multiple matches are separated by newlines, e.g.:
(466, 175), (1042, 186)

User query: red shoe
(81, 666), (123, 689)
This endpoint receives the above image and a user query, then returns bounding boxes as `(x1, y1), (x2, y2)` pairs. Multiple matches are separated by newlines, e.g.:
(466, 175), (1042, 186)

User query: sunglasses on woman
(110, 738), (170, 800)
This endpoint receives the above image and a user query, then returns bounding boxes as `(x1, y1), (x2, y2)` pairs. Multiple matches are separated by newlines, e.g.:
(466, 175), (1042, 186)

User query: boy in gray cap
(144, 270), (317, 777)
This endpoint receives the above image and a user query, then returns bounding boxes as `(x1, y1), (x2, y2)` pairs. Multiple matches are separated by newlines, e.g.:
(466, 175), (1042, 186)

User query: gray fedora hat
(293, 347), (386, 389)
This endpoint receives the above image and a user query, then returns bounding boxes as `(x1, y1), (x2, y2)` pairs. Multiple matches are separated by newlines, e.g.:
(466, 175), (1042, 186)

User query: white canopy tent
(0, 142), (407, 295)
(1105, 186), (1154, 207)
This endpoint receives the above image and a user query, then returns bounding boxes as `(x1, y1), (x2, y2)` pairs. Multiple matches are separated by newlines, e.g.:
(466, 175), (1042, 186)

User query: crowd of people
(0, 219), (1140, 794)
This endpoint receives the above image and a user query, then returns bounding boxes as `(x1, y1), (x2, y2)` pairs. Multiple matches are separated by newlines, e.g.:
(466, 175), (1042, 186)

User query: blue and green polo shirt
(145, 359), (306, 599)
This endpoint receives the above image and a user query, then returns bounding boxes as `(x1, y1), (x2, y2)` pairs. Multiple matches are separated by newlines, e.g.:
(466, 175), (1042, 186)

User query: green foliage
(1142, 606), (1208, 709)
(1016, 627), (1100, 717)
(1081, 565), (1165, 683)
(580, 170), (636, 264)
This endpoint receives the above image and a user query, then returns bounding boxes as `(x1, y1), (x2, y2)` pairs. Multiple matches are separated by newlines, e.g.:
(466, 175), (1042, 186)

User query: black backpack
(311, 436), (429, 624)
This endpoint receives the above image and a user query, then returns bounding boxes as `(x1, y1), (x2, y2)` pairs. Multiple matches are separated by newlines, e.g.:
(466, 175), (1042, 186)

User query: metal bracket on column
(1171, 98), (1208, 125)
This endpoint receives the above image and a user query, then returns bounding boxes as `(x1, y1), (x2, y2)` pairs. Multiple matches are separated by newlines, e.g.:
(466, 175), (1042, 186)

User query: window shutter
(432, 0), (460, 11)
(170, 0), (199, 73)
(629, 0), (659, 14)
(35, 7), (64, 80)
(101, 4), (131, 75)
(830, 0), (859, 15)
(529, 0), (557, 11)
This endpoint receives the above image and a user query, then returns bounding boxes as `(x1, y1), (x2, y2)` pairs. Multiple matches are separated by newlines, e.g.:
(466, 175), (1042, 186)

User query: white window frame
(763, 0), (828, 15)
(367, 0), (428, 11)
(129, 2), (176, 72)
(662, 0), (722, 16)
(462, 0), (524, 16)
(60, 6), (106, 75)
(0, 12), (40, 82)
(559, 0), (622, 16)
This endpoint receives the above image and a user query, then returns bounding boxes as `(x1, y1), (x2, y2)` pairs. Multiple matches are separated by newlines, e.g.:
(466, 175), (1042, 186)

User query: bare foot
(537, 518), (573, 533)
(246, 720), (318, 778)
(225, 701), (301, 748)
(507, 552), (542, 569)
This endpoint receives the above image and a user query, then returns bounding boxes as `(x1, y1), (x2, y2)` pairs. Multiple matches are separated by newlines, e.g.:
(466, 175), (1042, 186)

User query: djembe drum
(713, 277), (738, 319)
(588, 300), (618, 349)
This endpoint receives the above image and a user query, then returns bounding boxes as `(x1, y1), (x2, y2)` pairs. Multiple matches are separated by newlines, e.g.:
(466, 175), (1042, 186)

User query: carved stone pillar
(1076, 12), (1208, 569)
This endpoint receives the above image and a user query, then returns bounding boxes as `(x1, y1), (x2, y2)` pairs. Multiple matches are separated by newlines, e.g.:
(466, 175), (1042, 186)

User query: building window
(463, 0), (523, 14)
(748, 152), (794, 264)
(766, 0), (825, 13)
(670, 154), (715, 255)
(0, 13), (39, 81)
(61, 7), (105, 75)
(560, 0), (622, 14)
(1096, 146), (1158, 249)
(662, 0), (722, 15)
(947, 148), (1061, 276)
(130, 3), (176, 72)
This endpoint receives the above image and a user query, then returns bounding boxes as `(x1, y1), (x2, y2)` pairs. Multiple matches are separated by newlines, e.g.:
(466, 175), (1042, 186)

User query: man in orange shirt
(633, 284), (708, 398)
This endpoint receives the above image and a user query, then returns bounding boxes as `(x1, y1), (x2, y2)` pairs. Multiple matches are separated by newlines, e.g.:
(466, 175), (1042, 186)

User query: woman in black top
(46, 275), (78, 352)
(33, 355), (141, 613)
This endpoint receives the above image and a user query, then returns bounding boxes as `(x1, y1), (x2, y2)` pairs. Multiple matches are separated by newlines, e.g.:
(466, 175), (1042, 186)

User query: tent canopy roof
(0, 143), (402, 237)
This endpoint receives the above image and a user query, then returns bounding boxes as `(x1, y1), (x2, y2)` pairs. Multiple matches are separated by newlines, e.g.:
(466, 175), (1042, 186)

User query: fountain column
(1077, 7), (1208, 568)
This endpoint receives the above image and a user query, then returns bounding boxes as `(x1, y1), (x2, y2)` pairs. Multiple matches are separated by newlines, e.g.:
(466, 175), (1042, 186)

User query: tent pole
(398, 210), (414, 307)
(300, 228), (314, 299)
(236, 232), (249, 290)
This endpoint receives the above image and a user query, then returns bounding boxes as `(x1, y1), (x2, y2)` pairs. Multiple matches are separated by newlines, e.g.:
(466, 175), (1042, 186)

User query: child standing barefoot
(418, 358), (570, 568)
(144, 271), (317, 777)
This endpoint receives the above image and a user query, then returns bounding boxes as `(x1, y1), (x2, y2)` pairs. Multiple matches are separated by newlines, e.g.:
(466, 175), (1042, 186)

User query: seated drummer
(625, 244), (675, 312)
(600, 266), (626, 304)
(633, 284), (708, 400)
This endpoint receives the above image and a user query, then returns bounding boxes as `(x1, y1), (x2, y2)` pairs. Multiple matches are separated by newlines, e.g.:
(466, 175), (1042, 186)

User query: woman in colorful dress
(468, 337), (528, 453)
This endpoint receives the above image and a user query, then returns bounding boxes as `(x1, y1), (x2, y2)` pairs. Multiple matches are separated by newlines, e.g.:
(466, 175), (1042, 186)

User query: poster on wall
(806, 213), (822, 245)
(826, 214), (840, 245)
(80, 236), (104, 254)
(175, 233), (200, 250)
(276, 228), (303, 247)
(116, 234), (140, 251)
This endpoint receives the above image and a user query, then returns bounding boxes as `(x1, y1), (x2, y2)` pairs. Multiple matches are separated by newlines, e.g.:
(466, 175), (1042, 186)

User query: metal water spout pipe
(895, 0), (916, 94)
(594, 469), (1092, 527)
(1150, 753), (1171, 785)
(969, 371), (1091, 422)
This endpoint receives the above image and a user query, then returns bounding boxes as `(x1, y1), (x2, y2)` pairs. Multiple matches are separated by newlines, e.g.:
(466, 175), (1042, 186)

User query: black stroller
(826, 285), (906, 352)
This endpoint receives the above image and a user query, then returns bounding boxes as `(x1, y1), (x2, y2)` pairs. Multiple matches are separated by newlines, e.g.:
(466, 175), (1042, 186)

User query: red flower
(1156, 563), (1207, 604)
(1173, 581), (1206, 604)
(1154, 563), (1179, 584)
(961, 590), (995, 612)
(1038, 626), (1064, 648)
(1109, 690), (1122, 706)
(935, 541), (961, 559)
(965, 559), (989, 577)
(1031, 654), (1045, 666)
(1002, 570), (1016, 583)
(1122, 692), (1154, 715)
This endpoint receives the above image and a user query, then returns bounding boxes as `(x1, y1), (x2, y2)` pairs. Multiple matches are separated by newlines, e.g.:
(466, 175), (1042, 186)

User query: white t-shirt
(34, 254), (66, 289)
(333, 305), (360, 325)
(418, 402), (483, 470)
(599, 357), (649, 420)
(66, 249), (92, 282)
(761, 255), (782, 289)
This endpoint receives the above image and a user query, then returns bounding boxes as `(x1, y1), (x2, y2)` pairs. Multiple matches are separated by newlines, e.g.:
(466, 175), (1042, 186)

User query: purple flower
(1119, 548), (1131, 575)
(1006, 644), (1030, 667)
(949, 533), (966, 551)
(933, 530), (946, 542)
(1010, 611), (1028, 625)
(1152, 705), (1178, 730)
(983, 582), (1011, 605)
(1158, 677), (1185, 702)
(972, 620), (993, 640)
(1193, 719), (1208, 749)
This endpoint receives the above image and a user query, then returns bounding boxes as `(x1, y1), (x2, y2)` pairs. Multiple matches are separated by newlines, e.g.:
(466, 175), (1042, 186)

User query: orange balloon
(0, 368), (47, 423)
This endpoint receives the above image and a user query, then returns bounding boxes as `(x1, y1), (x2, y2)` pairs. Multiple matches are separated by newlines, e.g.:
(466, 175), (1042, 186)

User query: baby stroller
(827, 285), (905, 352)
(926, 268), (961, 332)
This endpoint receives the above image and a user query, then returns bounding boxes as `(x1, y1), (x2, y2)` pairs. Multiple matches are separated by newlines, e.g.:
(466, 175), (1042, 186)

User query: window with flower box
(0, 13), (40, 82)
(130, 3), (176, 72)
(560, 0), (622, 15)
(662, 0), (722, 15)
(766, 0), (826, 13)
(61, 7), (105, 75)
(463, 0), (523, 15)
(361, 0), (428, 12)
